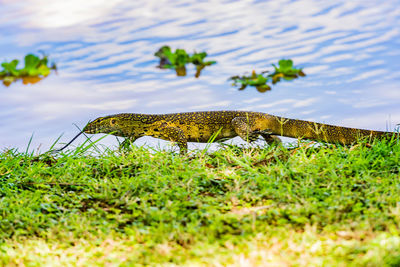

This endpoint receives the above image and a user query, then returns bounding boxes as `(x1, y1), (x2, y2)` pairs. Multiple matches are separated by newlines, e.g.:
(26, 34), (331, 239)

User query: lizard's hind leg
(260, 132), (282, 144)
(232, 117), (281, 145)
(251, 130), (281, 144)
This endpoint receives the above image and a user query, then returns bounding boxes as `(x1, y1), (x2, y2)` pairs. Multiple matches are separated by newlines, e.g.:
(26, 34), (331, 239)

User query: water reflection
(2, 75), (46, 87)
(0, 0), (399, 152)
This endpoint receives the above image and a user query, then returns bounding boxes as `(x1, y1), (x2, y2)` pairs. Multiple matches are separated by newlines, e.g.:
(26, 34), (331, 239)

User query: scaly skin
(83, 111), (398, 153)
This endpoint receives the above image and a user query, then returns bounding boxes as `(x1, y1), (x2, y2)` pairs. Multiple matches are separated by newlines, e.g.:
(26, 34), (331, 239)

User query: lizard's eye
(110, 119), (117, 126)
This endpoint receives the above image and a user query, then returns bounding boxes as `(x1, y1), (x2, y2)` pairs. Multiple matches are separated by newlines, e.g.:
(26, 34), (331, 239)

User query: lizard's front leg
(157, 126), (188, 154)
(119, 135), (140, 150)
(119, 137), (136, 149)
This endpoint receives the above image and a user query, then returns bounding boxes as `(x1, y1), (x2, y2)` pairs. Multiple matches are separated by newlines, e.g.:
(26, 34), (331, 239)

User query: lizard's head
(83, 115), (124, 135)
(83, 113), (157, 137)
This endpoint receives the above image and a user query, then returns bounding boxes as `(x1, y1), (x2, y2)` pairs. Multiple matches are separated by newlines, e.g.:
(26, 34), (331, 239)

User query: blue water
(1, 0), (399, 152)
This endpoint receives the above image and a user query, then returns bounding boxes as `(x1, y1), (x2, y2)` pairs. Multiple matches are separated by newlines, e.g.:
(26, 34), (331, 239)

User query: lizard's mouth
(83, 122), (98, 134)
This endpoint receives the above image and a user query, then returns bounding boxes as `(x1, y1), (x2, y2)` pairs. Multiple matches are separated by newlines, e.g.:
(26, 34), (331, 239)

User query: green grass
(0, 138), (400, 266)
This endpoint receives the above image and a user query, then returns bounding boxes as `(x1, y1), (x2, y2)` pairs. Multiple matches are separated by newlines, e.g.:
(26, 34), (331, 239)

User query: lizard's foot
(262, 134), (281, 144)
(252, 130), (281, 145)
(119, 138), (134, 151)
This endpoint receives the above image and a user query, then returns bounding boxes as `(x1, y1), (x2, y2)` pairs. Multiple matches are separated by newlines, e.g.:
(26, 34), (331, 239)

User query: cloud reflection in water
(0, 0), (399, 151)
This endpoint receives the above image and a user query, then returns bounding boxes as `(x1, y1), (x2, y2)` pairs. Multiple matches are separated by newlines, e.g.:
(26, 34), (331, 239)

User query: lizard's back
(158, 110), (264, 142)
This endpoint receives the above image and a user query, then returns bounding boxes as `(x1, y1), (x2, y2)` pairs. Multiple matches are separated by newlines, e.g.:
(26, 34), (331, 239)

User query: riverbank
(1, 139), (399, 265)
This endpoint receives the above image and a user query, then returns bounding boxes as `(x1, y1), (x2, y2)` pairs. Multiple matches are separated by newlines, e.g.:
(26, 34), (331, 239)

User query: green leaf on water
(190, 52), (207, 65)
(24, 54), (40, 69)
(0, 53), (56, 87)
(174, 49), (190, 68)
(155, 46), (216, 77)
(1, 60), (20, 76)
(230, 59), (305, 93)
(278, 59), (293, 70)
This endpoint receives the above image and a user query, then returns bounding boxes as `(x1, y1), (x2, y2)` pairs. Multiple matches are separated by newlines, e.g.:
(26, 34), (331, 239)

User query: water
(1, 0), (399, 152)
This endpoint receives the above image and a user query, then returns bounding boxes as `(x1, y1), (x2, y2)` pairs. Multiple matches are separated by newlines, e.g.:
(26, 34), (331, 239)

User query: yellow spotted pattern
(83, 111), (397, 153)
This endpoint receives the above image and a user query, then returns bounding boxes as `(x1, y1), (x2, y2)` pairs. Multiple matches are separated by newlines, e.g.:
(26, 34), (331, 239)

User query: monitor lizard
(81, 111), (398, 154)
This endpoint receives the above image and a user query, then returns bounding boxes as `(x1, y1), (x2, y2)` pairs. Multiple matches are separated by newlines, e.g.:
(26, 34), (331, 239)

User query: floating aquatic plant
(0, 53), (57, 87)
(155, 46), (216, 77)
(230, 59), (305, 93)
(190, 51), (217, 78)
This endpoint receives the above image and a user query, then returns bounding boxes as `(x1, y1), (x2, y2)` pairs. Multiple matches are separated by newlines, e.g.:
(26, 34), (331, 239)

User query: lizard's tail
(260, 114), (398, 145)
